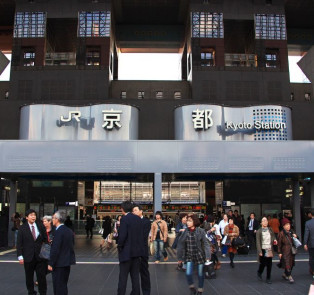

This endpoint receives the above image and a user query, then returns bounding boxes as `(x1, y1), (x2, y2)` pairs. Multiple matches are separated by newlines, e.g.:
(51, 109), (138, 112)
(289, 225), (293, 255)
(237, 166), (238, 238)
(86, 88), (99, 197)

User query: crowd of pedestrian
(7, 206), (314, 295)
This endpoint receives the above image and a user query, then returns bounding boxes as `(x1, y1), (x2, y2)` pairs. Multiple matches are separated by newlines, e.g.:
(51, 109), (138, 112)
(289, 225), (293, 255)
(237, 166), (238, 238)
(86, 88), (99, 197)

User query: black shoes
(189, 287), (197, 295)
(230, 261), (235, 268)
(257, 272), (262, 281)
(266, 279), (272, 284)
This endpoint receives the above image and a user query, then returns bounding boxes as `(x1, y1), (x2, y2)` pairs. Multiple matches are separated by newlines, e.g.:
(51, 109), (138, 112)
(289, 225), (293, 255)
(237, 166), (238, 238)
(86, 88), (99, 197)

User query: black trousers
(309, 248), (314, 274)
(86, 228), (93, 238)
(139, 256), (151, 295)
(24, 258), (47, 295)
(52, 266), (71, 295)
(258, 251), (272, 279)
(247, 231), (256, 249)
(117, 257), (140, 295)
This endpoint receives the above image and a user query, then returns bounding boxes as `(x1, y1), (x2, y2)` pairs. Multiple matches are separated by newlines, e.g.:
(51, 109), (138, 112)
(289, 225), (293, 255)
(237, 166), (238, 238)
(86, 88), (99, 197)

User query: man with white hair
(48, 211), (76, 295)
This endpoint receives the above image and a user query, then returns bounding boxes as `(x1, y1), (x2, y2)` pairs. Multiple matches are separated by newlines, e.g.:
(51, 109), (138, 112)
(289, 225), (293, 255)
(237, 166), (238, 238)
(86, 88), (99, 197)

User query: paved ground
(0, 236), (313, 295)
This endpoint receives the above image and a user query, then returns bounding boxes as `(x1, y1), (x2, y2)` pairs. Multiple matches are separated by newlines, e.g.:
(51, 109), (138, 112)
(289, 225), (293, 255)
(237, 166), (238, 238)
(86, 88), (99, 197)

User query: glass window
(174, 91), (181, 99)
(156, 91), (163, 99)
(78, 11), (111, 37)
(192, 12), (223, 38)
(120, 91), (126, 99)
(255, 14), (286, 40)
(23, 50), (35, 66)
(86, 47), (100, 65)
(201, 48), (215, 66)
(265, 49), (279, 68)
(138, 91), (144, 99)
(14, 12), (46, 38)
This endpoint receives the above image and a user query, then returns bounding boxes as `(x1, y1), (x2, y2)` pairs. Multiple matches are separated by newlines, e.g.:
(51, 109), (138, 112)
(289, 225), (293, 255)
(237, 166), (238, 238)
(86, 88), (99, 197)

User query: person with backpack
(151, 211), (168, 263)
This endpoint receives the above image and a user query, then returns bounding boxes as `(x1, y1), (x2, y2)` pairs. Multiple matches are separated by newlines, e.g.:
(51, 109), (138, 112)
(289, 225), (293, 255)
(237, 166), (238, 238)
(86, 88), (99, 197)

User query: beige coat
(151, 220), (168, 242)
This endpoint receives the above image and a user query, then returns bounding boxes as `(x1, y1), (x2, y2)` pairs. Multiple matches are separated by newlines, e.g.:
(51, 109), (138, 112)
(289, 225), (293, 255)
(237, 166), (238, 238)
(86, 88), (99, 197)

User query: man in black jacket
(117, 201), (145, 295)
(17, 209), (48, 295)
(246, 212), (259, 251)
(48, 210), (76, 295)
(132, 204), (151, 295)
(304, 209), (314, 277)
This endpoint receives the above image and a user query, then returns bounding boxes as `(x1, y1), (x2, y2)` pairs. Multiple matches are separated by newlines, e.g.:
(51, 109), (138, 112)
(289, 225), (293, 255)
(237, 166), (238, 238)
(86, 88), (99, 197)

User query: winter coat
(151, 220), (168, 242)
(277, 229), (296, 269)
(176, 227), (211, 262)
(256, 227), (276, 261)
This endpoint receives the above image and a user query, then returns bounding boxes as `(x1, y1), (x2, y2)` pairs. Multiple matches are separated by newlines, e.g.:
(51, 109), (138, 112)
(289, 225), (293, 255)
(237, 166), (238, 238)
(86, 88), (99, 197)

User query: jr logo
(60, 111), (81, 123)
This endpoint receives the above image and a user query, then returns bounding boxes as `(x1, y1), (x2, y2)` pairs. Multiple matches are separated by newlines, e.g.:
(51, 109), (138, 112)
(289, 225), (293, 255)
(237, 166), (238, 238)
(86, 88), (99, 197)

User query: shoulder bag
(284, 232), (297, 255)
(39, 231), (51, 260)
(157, 222), (169, 248)
(292, 237), (302, 248)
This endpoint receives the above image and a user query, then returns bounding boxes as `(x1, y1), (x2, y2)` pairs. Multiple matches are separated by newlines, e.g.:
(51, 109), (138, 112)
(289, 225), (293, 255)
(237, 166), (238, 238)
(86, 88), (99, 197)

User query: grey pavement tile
(1, 236), (313, 295)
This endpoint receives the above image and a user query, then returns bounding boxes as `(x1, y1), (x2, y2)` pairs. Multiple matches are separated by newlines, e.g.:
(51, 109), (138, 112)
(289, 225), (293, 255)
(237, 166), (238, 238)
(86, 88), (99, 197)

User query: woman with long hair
(223, 217), (239, 268)
(100, 216), (112, 249)
(177, 214), (211, 295)
(256, 216), (277, 284)
(113, 215), (122, 243)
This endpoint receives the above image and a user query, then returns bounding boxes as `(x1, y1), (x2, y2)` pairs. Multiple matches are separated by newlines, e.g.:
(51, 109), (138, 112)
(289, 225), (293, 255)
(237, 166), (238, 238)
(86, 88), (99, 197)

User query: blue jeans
(14, 230), (18, 247)
(221, 235), (228, 255)
(154, 239), (167, 261)
(186, 261), (204, 289)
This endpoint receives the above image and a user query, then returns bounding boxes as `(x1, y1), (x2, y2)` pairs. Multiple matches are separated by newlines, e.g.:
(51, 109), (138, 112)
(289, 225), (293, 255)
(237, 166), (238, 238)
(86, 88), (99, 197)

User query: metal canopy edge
(0, 140), (313, 174)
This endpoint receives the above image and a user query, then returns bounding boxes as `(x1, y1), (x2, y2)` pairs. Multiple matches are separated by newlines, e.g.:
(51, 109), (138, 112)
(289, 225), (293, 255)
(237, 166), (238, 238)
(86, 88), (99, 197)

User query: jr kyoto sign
(176, 105), (292, 141)
(20, 104), (139, 140)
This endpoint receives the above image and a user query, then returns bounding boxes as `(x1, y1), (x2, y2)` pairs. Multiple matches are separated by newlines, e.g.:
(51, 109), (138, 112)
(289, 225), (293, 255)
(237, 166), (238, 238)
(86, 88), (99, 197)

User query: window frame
(78, 11), (111, 37)
(191, 12), (224, 38)
(14, 12), (46, 38)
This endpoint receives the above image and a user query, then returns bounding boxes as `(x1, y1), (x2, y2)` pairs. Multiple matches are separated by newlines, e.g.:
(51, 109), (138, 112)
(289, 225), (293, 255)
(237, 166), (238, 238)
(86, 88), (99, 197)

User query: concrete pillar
(310, 182), (314, 209)
(153, 173), (162, 213)
(292, 181), (301, 238)
(8, 180), (17, 247)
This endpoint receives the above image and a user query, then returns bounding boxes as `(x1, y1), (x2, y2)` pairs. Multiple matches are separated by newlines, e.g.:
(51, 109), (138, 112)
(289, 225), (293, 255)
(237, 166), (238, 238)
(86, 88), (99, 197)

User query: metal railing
(225, 53), (257, 67)
(45, 52), (76, 66)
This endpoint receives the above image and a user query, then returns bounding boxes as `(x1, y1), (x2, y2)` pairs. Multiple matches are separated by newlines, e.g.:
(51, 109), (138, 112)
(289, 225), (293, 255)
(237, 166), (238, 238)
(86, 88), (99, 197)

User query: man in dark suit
(304, 209), (314, 277)
(246, 212), (259, 251)
(132, 204), (151, 295)
(117, 201), (145, 295)
(17, 209), (48, 295)
(48, 210), (76, 295)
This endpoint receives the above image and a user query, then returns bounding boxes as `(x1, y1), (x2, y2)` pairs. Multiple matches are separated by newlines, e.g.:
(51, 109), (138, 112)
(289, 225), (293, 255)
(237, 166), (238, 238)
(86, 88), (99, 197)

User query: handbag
(149, 241), (155, 256)
(232, 236), (244, 247)
(39, 243), (51, 260)
(292, 237), (302, 248)
(284, 232), (297, 255)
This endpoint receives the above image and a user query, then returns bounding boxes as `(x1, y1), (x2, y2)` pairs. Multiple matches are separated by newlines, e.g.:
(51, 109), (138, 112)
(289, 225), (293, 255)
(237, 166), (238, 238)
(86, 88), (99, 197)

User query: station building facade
(0, 0), (314, 246)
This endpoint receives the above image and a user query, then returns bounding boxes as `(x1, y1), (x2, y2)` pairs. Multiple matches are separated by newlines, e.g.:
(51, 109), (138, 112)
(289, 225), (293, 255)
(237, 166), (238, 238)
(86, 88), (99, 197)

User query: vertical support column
(310, 182), (314, 209)
(292, 181), (301, 239)
(154, 173), (162, 213)
(8, 180), (17, 247)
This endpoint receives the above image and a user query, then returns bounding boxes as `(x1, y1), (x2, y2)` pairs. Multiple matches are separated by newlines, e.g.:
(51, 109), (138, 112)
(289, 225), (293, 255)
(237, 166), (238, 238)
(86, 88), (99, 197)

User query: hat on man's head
(281, 218), (290, 227)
